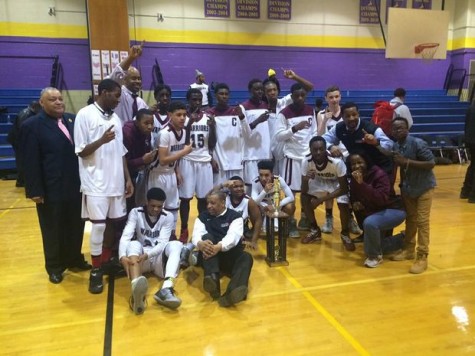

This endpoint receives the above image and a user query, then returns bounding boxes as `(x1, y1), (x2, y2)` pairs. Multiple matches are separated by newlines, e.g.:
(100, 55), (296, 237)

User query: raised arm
(283, 69), (314, 92)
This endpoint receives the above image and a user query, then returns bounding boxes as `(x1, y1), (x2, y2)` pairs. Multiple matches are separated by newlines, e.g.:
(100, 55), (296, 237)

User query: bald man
(192, 190), (253, 307)
(21, 87), (90, 284)
(108, 43), (149, 125)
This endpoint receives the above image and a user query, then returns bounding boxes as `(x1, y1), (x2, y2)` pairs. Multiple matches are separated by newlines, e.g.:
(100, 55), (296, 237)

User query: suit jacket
(21, 110), (81, 202)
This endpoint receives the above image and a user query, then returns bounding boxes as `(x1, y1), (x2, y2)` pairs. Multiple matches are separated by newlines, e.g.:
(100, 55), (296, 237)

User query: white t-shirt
(190, 82), (210, 106)
(74, 103), (127, 197)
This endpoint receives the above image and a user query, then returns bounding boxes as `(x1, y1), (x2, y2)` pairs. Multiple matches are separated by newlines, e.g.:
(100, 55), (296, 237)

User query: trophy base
(265, 257), (289, 267)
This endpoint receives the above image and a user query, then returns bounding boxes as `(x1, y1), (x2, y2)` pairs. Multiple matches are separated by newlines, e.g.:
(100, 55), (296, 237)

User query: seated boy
(250, 160), (298, 237)
(119, 188), (184, 314)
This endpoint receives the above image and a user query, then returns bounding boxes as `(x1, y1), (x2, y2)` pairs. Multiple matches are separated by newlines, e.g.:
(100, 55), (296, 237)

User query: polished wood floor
(1, 165), (474, 355)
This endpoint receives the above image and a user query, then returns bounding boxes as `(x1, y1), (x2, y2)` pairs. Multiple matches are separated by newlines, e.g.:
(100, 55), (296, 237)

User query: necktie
(57, 118), (72, 143)
(132, 93), (138, 119)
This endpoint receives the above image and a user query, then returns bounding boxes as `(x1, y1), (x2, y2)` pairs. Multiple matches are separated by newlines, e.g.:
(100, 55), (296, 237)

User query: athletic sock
(91, 255), (102, 268)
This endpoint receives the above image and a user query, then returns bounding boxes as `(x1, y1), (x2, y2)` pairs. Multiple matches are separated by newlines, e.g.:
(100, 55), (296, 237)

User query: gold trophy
(273, 176), (281, 217)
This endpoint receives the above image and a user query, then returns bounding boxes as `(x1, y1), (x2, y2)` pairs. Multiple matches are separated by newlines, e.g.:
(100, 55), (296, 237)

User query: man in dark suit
(21, 87), (91, 284)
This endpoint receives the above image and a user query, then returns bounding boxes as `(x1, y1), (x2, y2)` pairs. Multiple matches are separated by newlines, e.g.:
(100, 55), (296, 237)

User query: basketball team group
(21, 43), (436, 315)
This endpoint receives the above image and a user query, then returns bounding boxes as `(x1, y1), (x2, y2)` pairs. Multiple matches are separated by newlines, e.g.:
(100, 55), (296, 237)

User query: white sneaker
(364, 256), (383, 268)
(321, 216), (333, 234)
(131, 276), (148, 314)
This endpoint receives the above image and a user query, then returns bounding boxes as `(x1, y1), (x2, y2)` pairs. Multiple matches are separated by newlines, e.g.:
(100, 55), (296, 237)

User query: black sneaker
(89, 268), (104, 294)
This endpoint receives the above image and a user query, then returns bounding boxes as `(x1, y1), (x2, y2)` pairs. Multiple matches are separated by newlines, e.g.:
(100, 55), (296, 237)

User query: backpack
(371, 101), (401, 136)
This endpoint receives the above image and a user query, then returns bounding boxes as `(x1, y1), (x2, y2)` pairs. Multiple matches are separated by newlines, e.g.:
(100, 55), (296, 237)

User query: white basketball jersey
(226, 194), (250, 221)
(241, 100), (271, 161)
(277, 104), (317, 160)
(118, 207), (174, 259)
(301, 154), (346, 193)
(152, 124), (188, 174)
(184, 112), (212, 162)
(206, 106), (244, 171)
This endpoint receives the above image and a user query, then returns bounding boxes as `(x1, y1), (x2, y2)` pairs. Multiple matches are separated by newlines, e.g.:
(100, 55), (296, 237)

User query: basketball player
(148, 101), (192, 237)
(300, 136), (354, 251)
(119, 188), (183, 313)
(206, 83), (250, 185)
(151, 84), (172, 147)
(263, 69), (314, 177)
(240, 79), (272, 193)
(178, 88), (216, 242)
(215, 177), (263, 250)
(275, 83), (317, 235)
(314, 86), (362, 236)
(74, 79), (134, 294)
(250, 160), (298, 237)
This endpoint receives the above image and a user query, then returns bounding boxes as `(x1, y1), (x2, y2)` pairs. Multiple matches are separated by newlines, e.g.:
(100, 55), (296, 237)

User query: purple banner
(360, 0), (381, 24)
(204, 0), (230, 18)
(236, 0), (260, 19)
(413, 0), (432, 9)
(386, 0), (407, 23)
(268, 0), (291, 21)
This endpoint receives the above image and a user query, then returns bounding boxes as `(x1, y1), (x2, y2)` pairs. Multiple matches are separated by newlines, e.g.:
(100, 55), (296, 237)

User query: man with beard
(322, 102), (393, 179)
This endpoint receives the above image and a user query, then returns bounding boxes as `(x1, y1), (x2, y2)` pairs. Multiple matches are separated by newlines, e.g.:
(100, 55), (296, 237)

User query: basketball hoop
(414, 43), (439, 62)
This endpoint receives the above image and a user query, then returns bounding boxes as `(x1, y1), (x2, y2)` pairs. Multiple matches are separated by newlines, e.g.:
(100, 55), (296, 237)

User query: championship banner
(205, 0), (230, 18)
(236, 0), (260, 19)
(268, 0), (291, 21)
(413, 0), (432, 9)
(359, 0), (381, 24)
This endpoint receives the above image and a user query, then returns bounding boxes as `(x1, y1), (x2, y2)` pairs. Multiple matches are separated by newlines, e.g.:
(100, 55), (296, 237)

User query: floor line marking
(279, 267), (370, 356)
(0, 198), (20, 218)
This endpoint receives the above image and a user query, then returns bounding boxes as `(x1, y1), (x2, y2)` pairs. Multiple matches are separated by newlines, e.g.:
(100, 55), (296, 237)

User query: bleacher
(0, 88), (468, 172)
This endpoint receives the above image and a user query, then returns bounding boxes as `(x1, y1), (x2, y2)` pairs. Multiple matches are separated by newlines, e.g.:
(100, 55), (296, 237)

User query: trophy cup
(265, 176), (289, 267)
(273, 176), (281, 216)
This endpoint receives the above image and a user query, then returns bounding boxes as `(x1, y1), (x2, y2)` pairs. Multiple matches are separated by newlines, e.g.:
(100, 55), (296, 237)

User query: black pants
(200, 234), (253, 294)
(36, 197), (85, 275)
(462, 143), (475, 198)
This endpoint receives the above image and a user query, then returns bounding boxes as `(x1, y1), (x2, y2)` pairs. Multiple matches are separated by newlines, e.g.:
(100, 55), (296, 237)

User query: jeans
(363, 209), (407, 258)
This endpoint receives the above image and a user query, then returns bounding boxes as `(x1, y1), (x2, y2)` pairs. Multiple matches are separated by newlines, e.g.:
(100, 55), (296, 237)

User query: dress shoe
(218, 286), (248, 307)
(203, 273), (220, 299)
(49, 272), (63, 284)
